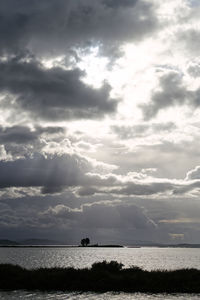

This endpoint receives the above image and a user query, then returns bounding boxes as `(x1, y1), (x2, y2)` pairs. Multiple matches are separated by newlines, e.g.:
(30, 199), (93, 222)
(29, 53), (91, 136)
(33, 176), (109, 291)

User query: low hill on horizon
(19, 238), (64, 245)
(0, 239), (19, 246)
(0, 238), (64, 246)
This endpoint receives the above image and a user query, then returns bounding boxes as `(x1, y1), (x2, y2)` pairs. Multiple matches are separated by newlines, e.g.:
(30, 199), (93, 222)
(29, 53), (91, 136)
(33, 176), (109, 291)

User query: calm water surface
(1, 247), (200, 299)
(0, 291), (200, 300)
(0, 247), (200, 270)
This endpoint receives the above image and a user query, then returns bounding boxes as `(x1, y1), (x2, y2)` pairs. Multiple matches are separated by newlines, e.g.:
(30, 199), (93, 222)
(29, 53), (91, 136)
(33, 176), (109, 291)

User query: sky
(1, 0), (200, 244)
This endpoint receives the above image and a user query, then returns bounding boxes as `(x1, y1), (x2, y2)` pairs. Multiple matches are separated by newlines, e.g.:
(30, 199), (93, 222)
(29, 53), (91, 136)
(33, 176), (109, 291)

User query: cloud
(0, 58), (118, 120)
(177, 28), (200, 56)
(78, 187), (99, 196)
(1, 0), (200, 244)
(140, 70), (200, 119)
(0, 125), (38, 144)
(103, 0), (138, 8)
(0, 125), (65, 145)
(0, 153), (91, 192)
(78, 165), (200, 197)
(0, 150), (187, 197)
(76, 171), (180, 197)
(111, 122), (176, 139)
(109, 181), (178, 196)
(169, 233), (184, 240)
(0, 0), (158, 58)
(186, 166), (200, 180)
(0, 125), (66, 159)
(2, 191), (200, 244)
(41, 202), (157, 230)
(141, 71), (187, 119)
(0, 198), (159, 243)
(187, 61), (200, 78)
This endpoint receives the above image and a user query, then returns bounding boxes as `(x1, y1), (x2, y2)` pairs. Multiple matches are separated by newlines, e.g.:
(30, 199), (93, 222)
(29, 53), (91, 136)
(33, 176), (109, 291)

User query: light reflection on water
(0, 247), (200, 270)
(1, 247), (200, 299)
(0, 291), (200, 300)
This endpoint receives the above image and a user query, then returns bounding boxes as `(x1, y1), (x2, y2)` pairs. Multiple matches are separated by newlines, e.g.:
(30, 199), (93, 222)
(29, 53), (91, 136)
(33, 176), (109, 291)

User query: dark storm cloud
(0, 199), (158, 242)
(81, 203), (156, 229)
(0, 153), (90, 192)
(78, 187), (99, 197)
(0, 126), (38, 144)
(36, 126), (65, 136)
(110, 181), (178, 196)
(41, 202), (157, 230)
(141, 71), (200, 119)
(103, 0), (137, 8)
(0, 150), (192, 197)
(0, 0), (158, 58)
(0, 125), (65, 145)
(76, 171), (181, 197)
(0, 59), (117, 120)
(78, 165), (200, 197)
(172, 181), (200, 195)
(0, 0), (158, 121)
(0, 125), (65, 159)
(141, 72), (187, 119)
(2, 193), (200, 244)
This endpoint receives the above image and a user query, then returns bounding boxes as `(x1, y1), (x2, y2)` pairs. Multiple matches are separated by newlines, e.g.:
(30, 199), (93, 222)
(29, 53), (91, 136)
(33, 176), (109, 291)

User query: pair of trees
(81, 237), (90, 247)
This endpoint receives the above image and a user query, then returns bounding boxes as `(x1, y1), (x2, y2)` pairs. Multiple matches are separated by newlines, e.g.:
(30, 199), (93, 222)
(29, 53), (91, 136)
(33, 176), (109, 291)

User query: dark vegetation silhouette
(1, 261), (200, 293)
(81, 239), (85, 247)
(85, 237), (90, 246)
(81, 237), (90, 247)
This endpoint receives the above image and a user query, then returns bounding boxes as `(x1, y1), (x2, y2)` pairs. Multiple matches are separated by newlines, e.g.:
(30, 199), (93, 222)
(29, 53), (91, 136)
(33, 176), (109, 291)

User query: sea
(0, 246), (200, 299)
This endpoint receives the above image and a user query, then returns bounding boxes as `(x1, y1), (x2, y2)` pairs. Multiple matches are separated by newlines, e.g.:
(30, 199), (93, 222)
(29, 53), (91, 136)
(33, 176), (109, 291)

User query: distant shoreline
(0, 244), (124, 248)
(1, 261), (200, 293)
(1, 244), (200, 248)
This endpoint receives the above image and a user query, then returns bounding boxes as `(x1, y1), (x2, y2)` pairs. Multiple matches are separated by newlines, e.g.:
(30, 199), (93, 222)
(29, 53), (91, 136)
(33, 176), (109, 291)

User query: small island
(79, 237), (123, 248)
(1, 261), (200, 293)
(0, 238), (123, 248)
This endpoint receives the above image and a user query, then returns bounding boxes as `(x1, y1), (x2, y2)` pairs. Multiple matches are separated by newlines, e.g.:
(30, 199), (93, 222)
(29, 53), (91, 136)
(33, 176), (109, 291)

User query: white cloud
(1, 0), (200, 243)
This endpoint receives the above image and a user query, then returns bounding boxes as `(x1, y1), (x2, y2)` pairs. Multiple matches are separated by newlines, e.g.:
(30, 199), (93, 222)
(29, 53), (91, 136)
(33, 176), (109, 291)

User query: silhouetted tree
(85, 237), (90, 246)
(81, 239), (86, 247)
(81, 237), (90, 247)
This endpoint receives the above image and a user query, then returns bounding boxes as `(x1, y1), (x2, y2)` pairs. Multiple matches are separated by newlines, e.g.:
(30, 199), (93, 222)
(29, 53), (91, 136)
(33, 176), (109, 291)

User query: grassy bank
(1, 261), (200, 293)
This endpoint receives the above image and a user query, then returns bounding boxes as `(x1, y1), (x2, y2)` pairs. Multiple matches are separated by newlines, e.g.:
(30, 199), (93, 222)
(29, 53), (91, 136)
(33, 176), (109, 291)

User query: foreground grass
(0, 261), (200, 293)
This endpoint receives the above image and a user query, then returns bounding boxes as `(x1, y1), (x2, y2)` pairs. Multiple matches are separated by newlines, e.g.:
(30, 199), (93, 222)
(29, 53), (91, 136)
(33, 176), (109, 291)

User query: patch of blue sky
(188, 0), (200, 7)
